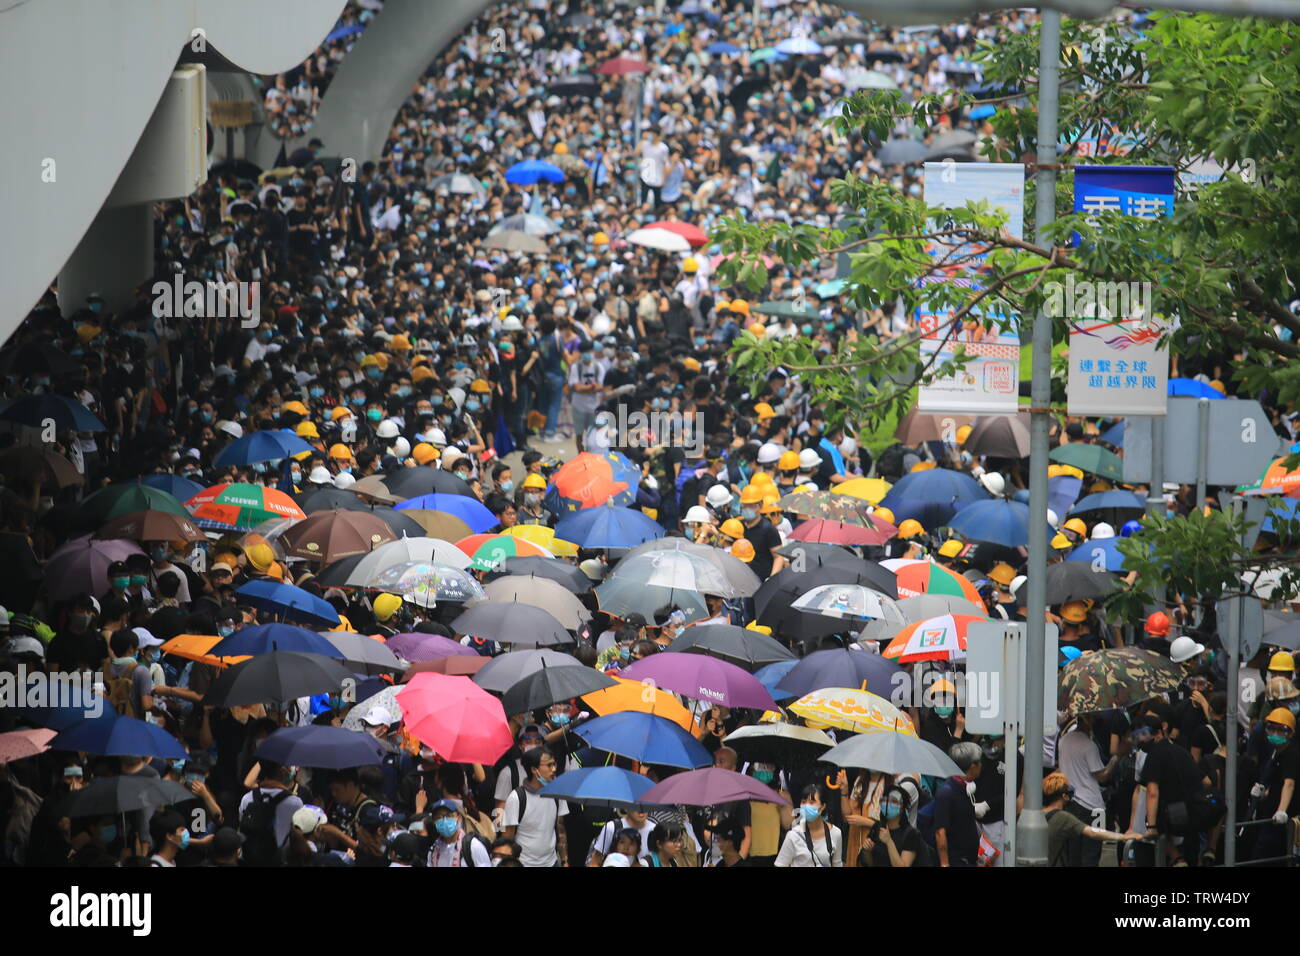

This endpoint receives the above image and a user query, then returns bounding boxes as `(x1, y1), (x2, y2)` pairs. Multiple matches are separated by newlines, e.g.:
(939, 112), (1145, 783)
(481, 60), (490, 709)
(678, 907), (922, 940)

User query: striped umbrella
(457, 533), (553, 572)
(187, 483), (306, 529)
(881, 559), (982, 602)
(882, 614), (986, 663)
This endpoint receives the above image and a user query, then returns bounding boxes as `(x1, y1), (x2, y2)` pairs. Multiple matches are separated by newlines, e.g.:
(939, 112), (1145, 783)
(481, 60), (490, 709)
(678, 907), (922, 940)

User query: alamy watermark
(151, 274), (261, 327)
(609, 404), (705, 459)
(0, 665), (103, 717)
(1043, 274), (1153, 322)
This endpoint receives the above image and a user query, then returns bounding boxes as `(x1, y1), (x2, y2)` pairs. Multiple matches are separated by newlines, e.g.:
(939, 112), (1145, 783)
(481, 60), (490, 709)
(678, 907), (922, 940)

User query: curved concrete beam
(268, 0), (500, 169)
(0, 0), (347, 337)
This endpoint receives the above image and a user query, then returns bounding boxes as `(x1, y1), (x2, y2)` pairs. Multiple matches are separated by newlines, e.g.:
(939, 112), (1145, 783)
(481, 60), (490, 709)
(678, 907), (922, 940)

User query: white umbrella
(845, 68), (898, 91)
(626, 227), (692, 252)
(488, 213), (560, 236)
(429, 173), (487, 197)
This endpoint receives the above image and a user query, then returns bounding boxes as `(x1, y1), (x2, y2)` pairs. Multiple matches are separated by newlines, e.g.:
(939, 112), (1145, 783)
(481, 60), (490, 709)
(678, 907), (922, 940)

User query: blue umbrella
(969, 104), (996, 121)
(664, 23), (684, 36)
(1168, 378), (1225, 400)
(17, 687), (117, 731)
(211, 621), (339, 657)
(325, 21), (363, 42)
(706, 41), (742, 54)
(1048, 475), (1084, 519)
(539, 766), (660, 809)
(1262, 497), (1299, 534)
(814, 279), (847, 297)
(1100, 419), (1125, 448)
(0, 394), (105, 431)
(1069, 490), (1146, 515)
(945, 498), (1051, 548)
(505, 160), (565, 185)
(878, 468), (990, 528)
(749, 47), (787, 63)
(553, 506), (664, 549)
(53, 713), (187, 759)
(139, 473), (206, 501)
(775, 647), (903, 699)
(231, 582), (341, 628)
(573, 711), (712, 769)
(1066, 537), (1127, 572)
(754, 660), (800, 701)
(256, 725), (386, 770)
(213, 429), (315, 467)
(394, 493), (497, 532)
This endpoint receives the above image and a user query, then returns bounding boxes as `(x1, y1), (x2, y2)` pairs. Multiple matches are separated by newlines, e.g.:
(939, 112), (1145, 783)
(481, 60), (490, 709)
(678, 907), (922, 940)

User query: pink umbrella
(397, 673), (513, 764)
(646, 220), (708, 248)
(44, 535), (146, 601)
(0, 728), (57, 765)
(790, 518), (897, 546)
(640, 767), (791, 807)
(597, 56), (650, 76)
(386, 632), (472, 662)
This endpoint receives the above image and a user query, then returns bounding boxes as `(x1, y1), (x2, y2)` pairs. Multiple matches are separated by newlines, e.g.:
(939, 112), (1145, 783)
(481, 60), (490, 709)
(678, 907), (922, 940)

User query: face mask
(71, 613), (93, 629)
(934, 705), (954, 718)
(178, 830), (191, 850)
(217, 624), (235, 637)
(64, 767), (83, 779)
(465, 400), (480, 413)
(1267, 734), (1288, 747)
(100, 825), (118, 843)
(111, 576), (130, 590)
(499, 480), (514, 493)
(741, 507), (758, 522)
(882, 803), (902, 821)
(434, 817), (459, 838)
(455, 469), (471, 481)
(800, 804), (820, 822)
(310, 387), (325, 399)
(396, 386), (413, 398)
(367, 409), (384, 422)
(170, 760), (186, 773)
(351, 395), (366, 407)
(150, 546), (168, 561)
(366, 368), (382, 382)
(525, 493), (542, 507)
(200, 411), (214, 423)
(753, 769), (774, 784)
(338, 376), (353, 389)
(685, 525), (697, 541)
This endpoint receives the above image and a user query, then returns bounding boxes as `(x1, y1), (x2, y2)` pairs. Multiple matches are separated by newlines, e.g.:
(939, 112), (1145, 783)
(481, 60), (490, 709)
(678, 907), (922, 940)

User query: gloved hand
(1273, 810), (1290, 825)
(1250, 783), (1266, 799)
(965, 781), (978, 799)
(974, 801), (990, 820)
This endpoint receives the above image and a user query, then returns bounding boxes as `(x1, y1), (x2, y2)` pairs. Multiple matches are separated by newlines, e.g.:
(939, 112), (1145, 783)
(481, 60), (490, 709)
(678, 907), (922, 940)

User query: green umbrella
(1049, 444), (1123, 482)
(754, 300), (821, 322)
(1058, 647), (1185, 718)
(75, 482), (188, 528)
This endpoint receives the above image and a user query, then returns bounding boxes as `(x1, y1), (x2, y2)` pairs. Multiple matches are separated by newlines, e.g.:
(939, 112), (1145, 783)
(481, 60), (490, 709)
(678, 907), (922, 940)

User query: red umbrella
(646, 220), (708, 248)
(789, 518), (896, 546)
(597, 56), (650, 76)
(397, 673), (514, 764)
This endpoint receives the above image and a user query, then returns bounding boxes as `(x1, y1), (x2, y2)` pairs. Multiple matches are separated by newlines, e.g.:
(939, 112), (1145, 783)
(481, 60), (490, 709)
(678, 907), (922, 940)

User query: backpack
(105, 662), (140, 718)
(916, 800), (938, 856)
(460, 832), (491, 867)
(675, 461), (707, 509)
(239, 789), (291, 866)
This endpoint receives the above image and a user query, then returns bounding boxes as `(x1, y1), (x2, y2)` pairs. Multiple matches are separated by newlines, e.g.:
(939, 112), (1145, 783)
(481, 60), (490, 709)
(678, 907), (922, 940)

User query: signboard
(1066, 166), (1175, 416)
(1122, 398), (1286, 485)
(916, 162), (1025, 415)
(964, 621), (1058, 735)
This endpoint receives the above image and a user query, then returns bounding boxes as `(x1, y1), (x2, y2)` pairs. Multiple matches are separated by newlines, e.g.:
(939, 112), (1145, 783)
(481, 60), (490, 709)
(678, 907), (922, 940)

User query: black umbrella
(774, 647), (905, 699)
(722, 723), (835, 768)
(256, 725), (386, 770)
(63, 776), (195, 817)
(756, 563), (897, 617)
(450, 602), (574, 647)
(498, 555), (592, 593)
(729, 75), (770, 113)
(819, 31), (875, 47)
(296, 487), (371, 514)
(774, 541), (857, 565)
(202, 651), (352, 707)
(381, 468), (476, 499)
(924, 145), (976, 163)
(547, 73), (599, 98)
(0, 342), (81, 377)
(561, 11), (595, 27)
(474, 648), (580, 693)
(1043, 562), (1117, 604)
(501, 662), (617, 716)
(314, 552), (366, 588)
(365, 506), (429, 539)
(876, 138), (929, 166)
(667, 624), (796, 671)
(865, 47), (905, 63)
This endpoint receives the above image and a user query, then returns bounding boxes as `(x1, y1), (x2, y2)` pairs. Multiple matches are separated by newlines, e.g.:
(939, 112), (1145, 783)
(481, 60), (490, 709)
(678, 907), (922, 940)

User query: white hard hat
(979, 472), (1006, 496)
(501, 315), (524, 331)
(1047, 509), (1060, 529)
(798, 448), (822, 471)
(442, 447), (465, 468)
(448, 387), (466, 409)
(1010, 575), (1028, 598)
(705, 485), (733, 508)
(839, 436), (858, 457)
(757, 442), (784, 465)
(1091, 522), (1115, 540)
(376, 419), (400, 439)
(684, 506), (712, 524)
(426, 427), (447, 448)
(308, 466), (334, 485)
(334, 472), (356, 490)
(1169, 635), (1206, 663)
(389, 437), (411, 459)
(591, 314), (612, 336)
(216, 420), (243, 439)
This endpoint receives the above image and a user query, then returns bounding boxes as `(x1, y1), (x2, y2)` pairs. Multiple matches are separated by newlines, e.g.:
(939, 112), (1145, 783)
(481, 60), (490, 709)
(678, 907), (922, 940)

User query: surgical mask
(217, 624), (235, 637)
(741, 506), (758, 521)
(178, 830), (191, 850)
(351, 395), (366, 407)
(434, 817), (459, 838)
(454, 469), (471, 481)
(1267, 734), (1288, 747)
(130, 574), (148, 586)
(367, 409), (384, 422)
(310, 387), (325, 399)
(465, 400), (480, 413)
(366, 368), (383, 381)
(170, 760), (186, 773)
(525, 492), (542, 507)
(396, 386), (413, 398)
(753, 769), (774, 784)
(498, 480), (514, 494)
(800, 804), (820, 822)
(338, 376), (353, 389)
(111, 576), (130, 590)
(685, 525), (697, 541)
(882, 803), (902, 821)
(934, 705), (954, 718)
(200, 411), (214, 423)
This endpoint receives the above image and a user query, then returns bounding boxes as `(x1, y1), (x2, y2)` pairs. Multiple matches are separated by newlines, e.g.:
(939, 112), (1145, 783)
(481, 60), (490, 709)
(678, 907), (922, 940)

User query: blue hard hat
(1059, 645), (1083, 667)
(1120, 520), (1142, 537)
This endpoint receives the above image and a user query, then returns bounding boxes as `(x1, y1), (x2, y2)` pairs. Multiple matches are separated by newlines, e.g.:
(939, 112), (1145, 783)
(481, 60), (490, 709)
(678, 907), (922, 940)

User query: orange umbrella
(160, 634), (250, 669)
(581, 677), (698, 732)
(882, 614), (986, 663)
(885, 559), (982, 602)
(1237, 457), (1300, 496)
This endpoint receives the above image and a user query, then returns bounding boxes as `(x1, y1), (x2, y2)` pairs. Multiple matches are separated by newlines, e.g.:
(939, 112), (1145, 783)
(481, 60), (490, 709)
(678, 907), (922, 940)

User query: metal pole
(1146, 416), (1167, 612)
(1224, 495), (1245, 866)
(1196, 397), (1210, 512)
(1017, 7), (1061, 868)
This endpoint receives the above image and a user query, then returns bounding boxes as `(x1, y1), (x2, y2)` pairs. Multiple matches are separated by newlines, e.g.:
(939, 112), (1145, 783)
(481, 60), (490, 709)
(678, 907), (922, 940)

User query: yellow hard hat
(295, 421), (320, 440)
(955, 424), (973, 445)
(1269, 651), (1296, 672)
(682, 257), (699, 274)
(592, 231), (610, 245)
(1051, 532), (1073, 549)
(731, 539), (756, 563)
(329, 443), (353, 460)
(1209, 379), (1227, 396)
(554, 142), (570, 155)
(470, 378), (492, 394)
(778, 450), (800, 471)
(331, 614), (355, 633)
(988, 562), (1016, 587)
(938, 539), (963, 558)
(389, 334), (413, 351)
(1060, 601), (1088, 623)
(897, 519), (924, 539)
(266, 561), (284, 582)
(720, 518), (746, 539)
(412, 443), (439, 465)
(910, 461), (936, 473)
(729, 299), (750, 317)
(1265, 707), (1297, 731)
(246, 542), (275, 573)
(873, 506), (895, 526)
(739, 484), (767, 505)
(749, 472), (775, 489)
(745, 621), (772, 635)
(331, 406), (354, 422)
(753, 402), (776, 421)
(747, 322), (766, 337)
(761, 492), (781, 514)
(284, 401), (309, 417)
(1063, 518), (1088, 537)
(373, 593), (404, 622)
(412, 365), (435, 383)
(373, 353), (390, 371)
(521, 473), (547, 491)
(360, 354), (380, 369)
(682, 357), (701, 372)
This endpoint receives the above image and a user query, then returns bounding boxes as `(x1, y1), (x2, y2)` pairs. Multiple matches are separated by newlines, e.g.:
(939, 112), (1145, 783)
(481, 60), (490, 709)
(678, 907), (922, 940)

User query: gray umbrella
(429, 172), (486, 197)
(822, 730), (962, 777)
(64, 776), (195, 817)
(500, 556), (591, 592)
(489, 213), (560, 236)
(474, 649), (581, 694)
(1263, 611), (1300, 651)
(667, 623), (796, 671)
(595, 576), (710, 624)
(932, 129), (979, 150)
(450, 601), (575, 647)
(965, 413), (1032, 459)
(482, 229), (550, 254)
(467, 574), (591, 630)
(501, 662), (617, 716)
(876, 138), (929, 166)
(321, 631), (404, 676)
(342, 685), (404, 732)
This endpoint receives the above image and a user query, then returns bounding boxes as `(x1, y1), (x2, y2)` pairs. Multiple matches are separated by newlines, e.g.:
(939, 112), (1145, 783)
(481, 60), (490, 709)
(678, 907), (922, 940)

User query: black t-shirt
(972, 750), (1024, 825)
(1138, 739), (1202, 811)
(743, 518), (782, 581)
(932, 777), (980, 865)
(1259, 742), (1300, 816)
(867, 822), (924, 867)
(47, 628), (108, 673)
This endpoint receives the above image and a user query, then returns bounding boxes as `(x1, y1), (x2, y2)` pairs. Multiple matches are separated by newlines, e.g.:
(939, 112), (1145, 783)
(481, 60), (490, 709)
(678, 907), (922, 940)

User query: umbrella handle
(825, 775), (842, 790)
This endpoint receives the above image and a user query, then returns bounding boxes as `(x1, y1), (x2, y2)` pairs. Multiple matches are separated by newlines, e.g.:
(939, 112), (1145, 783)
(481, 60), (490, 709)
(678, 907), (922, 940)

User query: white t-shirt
(774, 821), (843, 867)
(503, 785), (568, 867)
(493, 760), (528, 803)
(1057, 729), (1105, 812)
(591, 816), (657, 864)
(428, 831), (492, 867)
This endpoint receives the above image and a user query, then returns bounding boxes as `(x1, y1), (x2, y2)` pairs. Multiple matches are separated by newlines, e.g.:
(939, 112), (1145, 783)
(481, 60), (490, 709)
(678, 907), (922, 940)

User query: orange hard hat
(1145, 611), (1171, 636)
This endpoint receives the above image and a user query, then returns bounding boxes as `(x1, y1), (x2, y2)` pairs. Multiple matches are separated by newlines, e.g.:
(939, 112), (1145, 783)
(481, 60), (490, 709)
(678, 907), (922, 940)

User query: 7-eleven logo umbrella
(883, 614), (985, 663)
(1236, 457), (1300, 496)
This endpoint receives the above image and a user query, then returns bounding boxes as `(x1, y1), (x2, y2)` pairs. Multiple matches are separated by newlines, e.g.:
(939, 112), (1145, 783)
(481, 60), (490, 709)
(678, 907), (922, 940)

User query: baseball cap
(429, 798), (460, 815)
(211, 827), (246, 856)
(292, 806), (325, 833)
(361, 705), (395, 726)
(602, 852), (632, 867)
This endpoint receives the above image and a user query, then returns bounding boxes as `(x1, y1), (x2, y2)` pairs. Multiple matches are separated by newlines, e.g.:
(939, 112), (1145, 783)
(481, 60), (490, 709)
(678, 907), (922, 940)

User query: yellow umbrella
(789, 687), (916, 736)
(505, 523), (579, 557)
(832, 477), (893, 504)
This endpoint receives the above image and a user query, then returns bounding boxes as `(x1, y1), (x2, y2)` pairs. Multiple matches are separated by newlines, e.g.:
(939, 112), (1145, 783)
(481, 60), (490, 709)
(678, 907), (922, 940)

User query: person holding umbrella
(775, 784), (842, 867)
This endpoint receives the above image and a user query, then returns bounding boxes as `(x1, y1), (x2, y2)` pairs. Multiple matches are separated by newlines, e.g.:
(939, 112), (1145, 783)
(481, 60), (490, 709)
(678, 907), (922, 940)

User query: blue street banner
(1065, 165), (1175, 417)
(917, 162), (1026, 415)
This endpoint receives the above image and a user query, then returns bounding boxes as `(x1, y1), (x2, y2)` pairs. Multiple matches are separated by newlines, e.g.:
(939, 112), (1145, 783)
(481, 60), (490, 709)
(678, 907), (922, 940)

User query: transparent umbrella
(372, 562), (485, 608)
(609, 550), (737, 597)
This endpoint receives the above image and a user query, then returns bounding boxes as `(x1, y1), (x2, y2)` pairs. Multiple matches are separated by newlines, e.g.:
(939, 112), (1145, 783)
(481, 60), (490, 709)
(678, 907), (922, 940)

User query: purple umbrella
(386, 632), (471, 662)
(622, 654), (777, 711)
(44, 535), (146, 601)
(640, 767), (791, 807)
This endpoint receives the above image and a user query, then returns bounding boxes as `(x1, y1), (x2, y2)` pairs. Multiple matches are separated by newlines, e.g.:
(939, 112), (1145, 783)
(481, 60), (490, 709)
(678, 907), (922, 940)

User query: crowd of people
(1, 0), (1297, 869)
